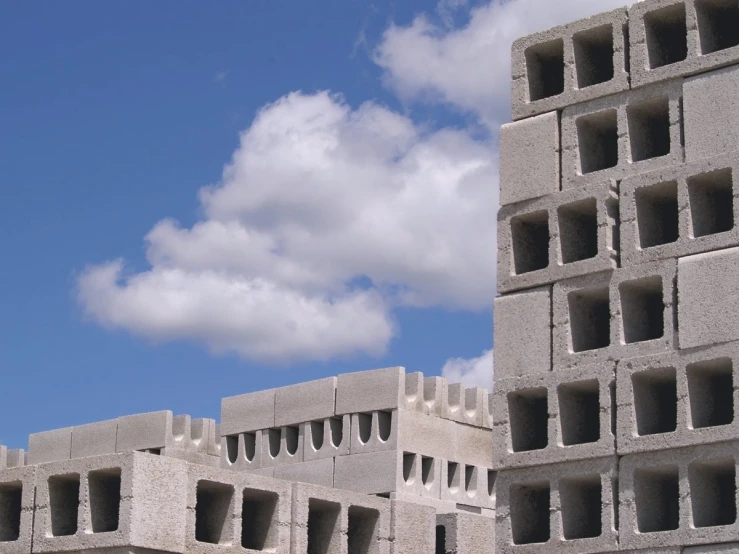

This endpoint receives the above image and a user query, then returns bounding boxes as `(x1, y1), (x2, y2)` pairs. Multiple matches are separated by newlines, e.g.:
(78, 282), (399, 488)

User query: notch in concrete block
(305, 416), (349, 462)
(48, 473), (80, 537)
(559, 474), (602, 539)
(695, 0), (739, 55)
(568, 285), (610, 353)
(634, 465), (679, 533)
(688, 167), (735, 238)
(221, 430), (262, 471)
(687, 357), (734, 429)
(88, 468), (121, 533)
(508, 387), (548, 453)
(510, 481), (550, 545)
(526, 39), (565, 102)
(689, 457), (736, 528)
(645, 3), (688, 69)
(577, 109), (619, 175)
(511, 210), (550, 275)
(0, 481), (22, 542)
(557, 379), (600, 446)
(633, 366), (678, 436)
(636, 180), (679, 248)
(241, 488), (279, 550)
(195, 480), (234, 545)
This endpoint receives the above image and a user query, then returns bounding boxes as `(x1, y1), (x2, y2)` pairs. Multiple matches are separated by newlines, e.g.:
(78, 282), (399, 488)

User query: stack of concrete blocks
(496, 0), (739, 552)
(220, 366), (497, 519)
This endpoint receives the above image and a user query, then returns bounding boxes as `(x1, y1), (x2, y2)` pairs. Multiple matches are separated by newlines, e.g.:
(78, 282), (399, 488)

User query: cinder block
(303, 415), (350, 462)
(495, 456), (618, 554)
(511, 8), (629, 120)
(27, 427), (72, 465)
(115, 410), (191, 453)
(494, 287), (552, 380)
(678, 247), (739, 348)
(260, 425), (303, 468)
(220, 388), (275, 436)
(492, 363), (615, 470)
(553, 260), (677, 370)
(621, 153), (739, 267)
(335, 366), (419, 416)
(220, 430), (263, 471)
(685, 544), (739, 553)
(619, 440), (739, 550)
(499, 112), (560, 206)
(497, 181), (618, 293)
(32, 452), (188, 553)
(629, 0), (739, 89)
(334, 450), (433, 497)
(561, 79), (684, 190)
(445, 383), (491, 428)
(273, 458), (334, 488)
(0, 464), (35, 554)
(274, 376), (336, 427)
(390, 500), (436, 554)
(439, 460), (496, 510)
(71, 418), (118, 459)
(618, 342), (739, 455)
(437, 511), (495, 554)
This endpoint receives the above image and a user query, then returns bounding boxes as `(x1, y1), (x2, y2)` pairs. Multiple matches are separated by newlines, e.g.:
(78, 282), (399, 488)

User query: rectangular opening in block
(508, 387), (548, 453)
(568, 286), (611, 353)
(329, 417), (343, 448)
(628, 96), (671, 162)
(242, 488), (278, 551)
(573, 24), (615, 89)
(0, 482), (22, 542)
(632, 366), (677, 436)
(310, 421), (325, 451)
(307, 498), (341, 554)
(465, 466), (478, 494)
(619, 276), (664, 344)
(688, 168), (735, 238)
(447, 462), (460, 493)
(510, 481), (551, 545)
(48, 473), (80, 537)
(488, 471), (497, 503)
(559, 474), (603, 540)
(348, 506), (379, 554)
(403, 453), (417, 485)
(558, 198), (599, 264)
(511, 210), (549, 275)
(644, 4), (688, 68)
(268, 428), (281, 459)
(421, 457), (435, 489)
(525, 39), (565, 101)
(557, 379), (601, 446)
(634, 465), (679, 533)
(226, 435), (239, 464)
(688, 357), (734, 429)
(635, 180), (679, 248)
(195, 480), (234, 545)
(689, 458), (736, 528)
(435, 525), (446, 554)
(576, 109), (619, 175)
(696, 0), (739, 54)
(284, 426), (299, 456)
(88, 468), (121, 534)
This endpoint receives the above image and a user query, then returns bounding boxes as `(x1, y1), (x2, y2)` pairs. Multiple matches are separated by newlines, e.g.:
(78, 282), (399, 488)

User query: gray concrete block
(260, 425), (304, 468)
(220, 430), (263, 471)
(445, 384), (490, 428)
(303, 415), (350, 462)
(70, 418), (118, 459)
(685, 544), (739, 553)
(160, 447), (220, 468)
(492, 363), (615, 470)
(511, 8), (629, 120)
(4, 450), (25, 469)
(499, 112), (560, 206)
(679, 246), (739, 348)
(561, 79), (684, 190)
(617, 342), (739, 455)
(553, 260), (677, 370)
(335, 366), (417, 415)
(220, 388), (275, 436)
(619, 440), (739, 550)
(274, 376), (336, 427)
(390, 500), (436, 554)
(0, 464), (35, 554)
(388, 491), (459, 515)
(495, 456), (618, 554)
(497, 180), (618, 293)
(334, 450), (421, 497)
(116, 410), (181, 453)
(440, 460), (495, 510)
(621, 153), (739, 267)
(437, 511), (495, 554)
(421, 375), (449, 418)
(273, 457), (334, 488)
(494, 287), (552, 380)
(27, 427), (72, 465)
(190, 418), (220, 457)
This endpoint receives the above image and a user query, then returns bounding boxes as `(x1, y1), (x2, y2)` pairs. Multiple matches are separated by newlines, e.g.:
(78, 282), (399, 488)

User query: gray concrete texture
(0, 446), (26, 469)
(390, 500), (437, 554)
(437, 511), (495, 554)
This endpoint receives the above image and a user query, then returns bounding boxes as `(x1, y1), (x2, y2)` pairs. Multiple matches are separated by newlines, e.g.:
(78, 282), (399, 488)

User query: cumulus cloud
(441, 348), (493, 390)
(77, 91), (497, 364)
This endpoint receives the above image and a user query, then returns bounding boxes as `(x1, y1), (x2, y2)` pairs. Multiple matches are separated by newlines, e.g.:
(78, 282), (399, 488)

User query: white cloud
(441, 348), (493, 390)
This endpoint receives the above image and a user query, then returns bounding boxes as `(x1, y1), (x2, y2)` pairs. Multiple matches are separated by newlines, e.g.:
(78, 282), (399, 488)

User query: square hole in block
(403, 453), (417, 485)
(348, 506), (379, 554)
(644, 4), (688, 68)
(558, 198), (599, 264)
(242, 488), (278, 550)
(568, 286), (611, 353)
(634, 465), (680, 533)
(688, 357), (734, 429)
(88, 468), (121, 534)
(688, 168), (735, 238)
(619, 276), (664, 344)
(696, 0), (739, 54)
(689, 458), (736, 528)
(574, 24), (615, 89)
(560, 474), (603, 540)
(0, 482), (22, 542)
(508, 387), (548, 452)
(195, 480), (234, 545)
(632, 366), (677, 436)
(558, 379), (601, 446)
(525, 39), (565, 101)
(628, 96), (671, 162)
(511, 210), (549, 274)
(635, 180), (679, 248)
(576, 110), (619, 174)
(510, 481), (551, 544)
(307, 498), (341, 554)
(48, 473), (80, 537)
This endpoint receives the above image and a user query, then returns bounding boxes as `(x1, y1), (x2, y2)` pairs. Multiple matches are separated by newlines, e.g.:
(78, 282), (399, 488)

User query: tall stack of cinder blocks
(496, 0), (739, 552)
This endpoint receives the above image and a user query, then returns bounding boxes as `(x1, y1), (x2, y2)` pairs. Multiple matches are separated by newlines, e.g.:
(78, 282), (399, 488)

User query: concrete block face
(437, 511), (495, 554)
(0, 465), (35, 554)
(220, 388), (275, 437)
(679, 247), (739, 348)
(492, 363), (615, 470)
(494, 287), (552, 380)
(303, 415), (351, 462)
(617, 342), (739, 455)
(70, 418), (118, 459)
(499, 112), (560, 206)
(260, 425), (304, 468)
(335, 366), (410, 416)
(445, 384), (490, 427)
(510, 8), (629, 120)
(334, 450), (420, 497)
(621, 153), (739, 267)
(440, 460), (496, 510)
(619, 440), (739, 550)
(685, 544), (739, 553)
(389, 500), (436, 554)
(553, 260), (677, 370)
(115, 410), (182, 453)
(274, 376), (336, 427)
(273, 458), (334, 488)
(27, 427), (72, 465)
(561, 79), (684, 190)
(220, 430), (263, 472)
(497, 180), (618, 293)
(350, 410), (398, 456)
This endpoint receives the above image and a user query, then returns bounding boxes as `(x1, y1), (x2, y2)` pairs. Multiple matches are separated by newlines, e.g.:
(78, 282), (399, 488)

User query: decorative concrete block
(0, 464), (35, 554)
(27, 427), (72, 465)
(273, 458), (334, 488)
(220, 388), (275, 437)
(274, 376), (336, 427)
(220, 430), (263, 472)
(303, 415), (351, 462)
(260, 425), (304, 468)
(440, 460), (496, 510)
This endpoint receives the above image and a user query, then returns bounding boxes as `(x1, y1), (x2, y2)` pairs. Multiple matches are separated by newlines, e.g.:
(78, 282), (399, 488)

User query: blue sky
(0, 0), (629, 449)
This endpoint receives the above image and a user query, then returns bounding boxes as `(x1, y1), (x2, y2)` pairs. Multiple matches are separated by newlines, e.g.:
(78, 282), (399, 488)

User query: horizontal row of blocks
(511, 0), (739, 120)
